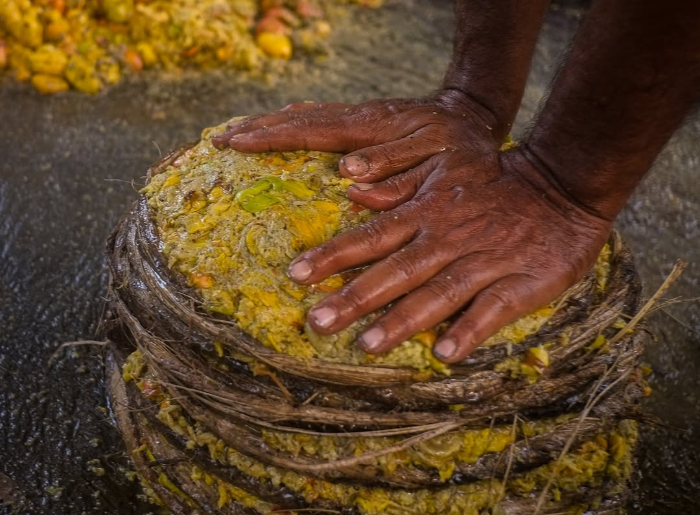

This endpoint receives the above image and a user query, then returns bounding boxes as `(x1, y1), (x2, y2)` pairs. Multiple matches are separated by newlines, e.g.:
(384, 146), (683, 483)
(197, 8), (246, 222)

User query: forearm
(442, 0), (550, 139)
(525, 0), (700, 221)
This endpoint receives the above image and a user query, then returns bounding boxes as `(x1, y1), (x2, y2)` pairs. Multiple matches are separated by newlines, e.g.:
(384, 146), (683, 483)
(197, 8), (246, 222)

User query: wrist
(520, 135), (640, 222)
(433, 87), (511, 142)
(504, 144), (623, 227)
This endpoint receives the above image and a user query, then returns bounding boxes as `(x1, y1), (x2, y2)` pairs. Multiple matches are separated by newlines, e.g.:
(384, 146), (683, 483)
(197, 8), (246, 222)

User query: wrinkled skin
(212, 96), (610, 363)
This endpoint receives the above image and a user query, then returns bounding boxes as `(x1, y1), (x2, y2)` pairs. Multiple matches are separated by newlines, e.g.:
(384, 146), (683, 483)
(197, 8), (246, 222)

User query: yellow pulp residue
(0, 0), (382, 94)
(124, 351), (636, 515)
(142, 120), (612, 371)
(261, 426), (515, 483)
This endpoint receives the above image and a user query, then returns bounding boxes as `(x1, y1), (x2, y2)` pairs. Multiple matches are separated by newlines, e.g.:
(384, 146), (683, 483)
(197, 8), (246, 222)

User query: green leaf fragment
(240, 193), (280, 213)
(235, 176), (315, 213)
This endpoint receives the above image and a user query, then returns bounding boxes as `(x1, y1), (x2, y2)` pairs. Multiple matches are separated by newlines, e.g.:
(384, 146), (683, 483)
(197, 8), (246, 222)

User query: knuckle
(306, 240), (339, 264)
(452, 316), (480, 342)
(290, 117), (314, 130)
(385, 175), (412, 199)
(352, 105), (379, 122)
(415, 233), (456, 262)
(229, 119), (250, 131)
(383, 305), (415, 332)
(265, 125), (304, 147)
(381, 160), (434, 200)
(337, 284), (367, 312)
(426, 276), (468, 306)
(483, 285), (520, 312)
(252, 115), (277, 129)
(449, 184), (466, 198)
(384, 101), (401, 115)
(338, 104), (357, 119)
(405, 172), (427, 196)
(355, 219), (391, 248)
(384, 252), (422, 284)
(364, 127), (391, 146)
(368, 145), (401, 169)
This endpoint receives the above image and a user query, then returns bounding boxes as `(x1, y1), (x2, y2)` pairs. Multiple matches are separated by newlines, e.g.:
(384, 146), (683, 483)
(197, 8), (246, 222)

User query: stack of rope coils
(104, 125), (646, 515)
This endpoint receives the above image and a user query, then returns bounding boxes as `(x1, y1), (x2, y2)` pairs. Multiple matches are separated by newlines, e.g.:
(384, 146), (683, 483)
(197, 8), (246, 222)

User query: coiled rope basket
(103, 119), (646, 515)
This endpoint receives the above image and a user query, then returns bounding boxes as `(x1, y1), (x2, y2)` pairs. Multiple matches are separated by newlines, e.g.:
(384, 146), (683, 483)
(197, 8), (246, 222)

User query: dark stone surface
(0, 1), (697, 513)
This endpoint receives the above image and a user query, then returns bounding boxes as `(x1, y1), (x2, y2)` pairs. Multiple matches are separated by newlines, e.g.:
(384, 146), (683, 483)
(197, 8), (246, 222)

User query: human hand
(211, 91), (503, 189)
(285, 148), (611, 363)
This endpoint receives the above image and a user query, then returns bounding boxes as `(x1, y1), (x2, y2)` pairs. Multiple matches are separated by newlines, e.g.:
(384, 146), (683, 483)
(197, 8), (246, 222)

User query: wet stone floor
(0, 1), (698, 513)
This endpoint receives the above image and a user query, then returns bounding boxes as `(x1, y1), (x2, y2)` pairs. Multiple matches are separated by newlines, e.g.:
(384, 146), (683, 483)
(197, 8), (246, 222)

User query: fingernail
(359, 327), (385, 351)
(351, 183), (374, 191)
(310, 306), (337, 329)
(289, 259), (313, 281)
(433, 338), (457, 360)
(342, 155), (369, 176)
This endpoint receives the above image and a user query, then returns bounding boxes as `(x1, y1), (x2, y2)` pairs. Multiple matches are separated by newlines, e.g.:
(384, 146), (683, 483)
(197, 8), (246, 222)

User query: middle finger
(356, 253), (504, 354)
(306, 237), (456, 335)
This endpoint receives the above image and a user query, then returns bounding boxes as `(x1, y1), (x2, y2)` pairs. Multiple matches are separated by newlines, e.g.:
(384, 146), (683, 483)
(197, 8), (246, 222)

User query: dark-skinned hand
(212, 99), (610, 363)
(211, 92), (504, 189)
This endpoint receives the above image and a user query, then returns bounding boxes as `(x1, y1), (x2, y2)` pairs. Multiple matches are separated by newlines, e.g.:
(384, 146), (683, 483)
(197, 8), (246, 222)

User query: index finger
(219, 116), (373, 154)
(288, 209), (416, 284)
(212, 103), (355, 151)
(212, 102), (349, 147)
